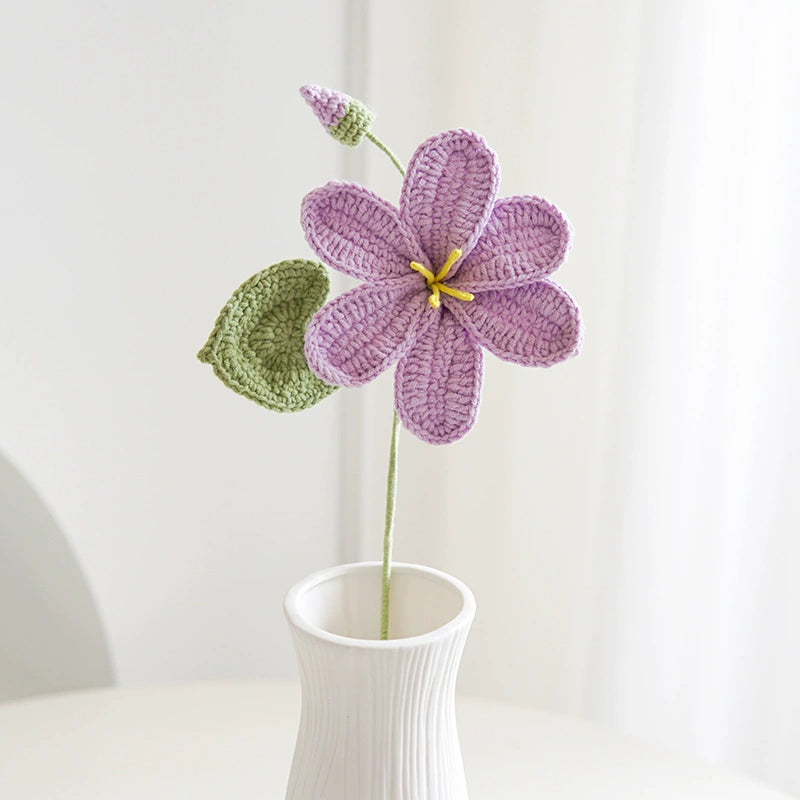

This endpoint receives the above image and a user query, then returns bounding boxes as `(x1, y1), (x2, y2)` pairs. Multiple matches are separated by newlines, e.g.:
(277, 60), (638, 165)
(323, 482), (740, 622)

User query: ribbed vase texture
(284, 562), (475, 800)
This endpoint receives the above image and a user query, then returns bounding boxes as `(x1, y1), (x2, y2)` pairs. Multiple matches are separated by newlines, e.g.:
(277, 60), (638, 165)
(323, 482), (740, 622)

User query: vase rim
(284, 561), (476, 649)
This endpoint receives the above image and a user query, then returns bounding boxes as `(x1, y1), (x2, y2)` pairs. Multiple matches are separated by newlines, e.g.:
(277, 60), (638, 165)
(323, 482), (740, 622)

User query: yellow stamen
(409, 248), (474, 308)
(409, 261), (435, 283)
(434, 248), (462, 282)
(439, 284), (474, 302)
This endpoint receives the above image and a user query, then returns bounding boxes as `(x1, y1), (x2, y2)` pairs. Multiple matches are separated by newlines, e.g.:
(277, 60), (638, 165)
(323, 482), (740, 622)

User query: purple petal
(446, 280), (582, 366)
(400, 129), (499, 274)
(299, 84), (350, 129)
(302, 182), (425, 282)
(305, 277), (434, 387)
(450, 196), (573, 292)
(394, 310), (484, 444)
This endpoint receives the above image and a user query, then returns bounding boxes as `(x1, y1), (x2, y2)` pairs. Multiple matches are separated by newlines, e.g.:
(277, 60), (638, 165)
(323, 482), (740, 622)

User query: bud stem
(366, 131), (406, 178)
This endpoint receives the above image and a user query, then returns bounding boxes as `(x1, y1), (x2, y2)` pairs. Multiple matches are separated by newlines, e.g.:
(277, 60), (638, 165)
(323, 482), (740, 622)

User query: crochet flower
(302, 129), (582, 444)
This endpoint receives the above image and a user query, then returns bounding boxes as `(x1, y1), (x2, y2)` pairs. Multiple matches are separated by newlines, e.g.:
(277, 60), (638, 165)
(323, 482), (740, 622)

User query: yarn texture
(198, 260), (337, 412)
(301, 129), (582, 444)
(300, 84), (374, 147)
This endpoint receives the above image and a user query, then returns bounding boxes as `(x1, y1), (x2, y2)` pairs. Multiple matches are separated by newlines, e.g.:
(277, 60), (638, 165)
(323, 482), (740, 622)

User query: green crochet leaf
(198, 259), (338, 412)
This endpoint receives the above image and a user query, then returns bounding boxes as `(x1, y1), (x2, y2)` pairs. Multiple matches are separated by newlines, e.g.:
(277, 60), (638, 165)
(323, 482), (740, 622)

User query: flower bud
(300, 84), (375, 147)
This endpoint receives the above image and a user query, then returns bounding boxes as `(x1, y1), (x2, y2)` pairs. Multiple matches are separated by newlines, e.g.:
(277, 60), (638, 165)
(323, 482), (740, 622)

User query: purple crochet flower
(302, 129), (582, 444)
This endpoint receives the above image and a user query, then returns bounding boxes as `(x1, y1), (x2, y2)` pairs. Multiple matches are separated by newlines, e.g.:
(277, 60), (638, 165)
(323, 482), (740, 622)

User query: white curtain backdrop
(354, 0), (800, 793)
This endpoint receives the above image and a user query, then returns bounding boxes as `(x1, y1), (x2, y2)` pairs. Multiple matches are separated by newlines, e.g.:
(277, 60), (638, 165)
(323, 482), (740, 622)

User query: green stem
(380, 410), (401, 639)
(366, 131), (406, 178)
(365, 131), (406, 640)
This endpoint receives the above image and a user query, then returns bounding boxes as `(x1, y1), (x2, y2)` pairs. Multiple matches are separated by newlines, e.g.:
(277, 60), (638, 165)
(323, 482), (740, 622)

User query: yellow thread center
(409, 248), (475, 308)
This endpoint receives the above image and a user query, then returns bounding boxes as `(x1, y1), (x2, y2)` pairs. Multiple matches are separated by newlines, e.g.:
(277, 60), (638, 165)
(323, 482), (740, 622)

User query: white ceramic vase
(284, 561), (476, 800)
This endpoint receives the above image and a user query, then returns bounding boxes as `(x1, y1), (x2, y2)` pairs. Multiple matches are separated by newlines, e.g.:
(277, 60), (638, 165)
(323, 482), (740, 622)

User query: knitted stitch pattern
(198, 260), (337, 412)
(300, 84), (374, 147)
(301, 129), (582, 444)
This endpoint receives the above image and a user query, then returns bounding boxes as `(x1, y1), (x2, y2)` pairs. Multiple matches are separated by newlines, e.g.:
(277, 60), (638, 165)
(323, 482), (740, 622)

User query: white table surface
(0, 681), (790, 799)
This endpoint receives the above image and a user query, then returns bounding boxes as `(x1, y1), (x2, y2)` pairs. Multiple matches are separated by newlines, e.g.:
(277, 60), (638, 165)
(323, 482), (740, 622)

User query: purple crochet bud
(300, 84), (375, 147)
